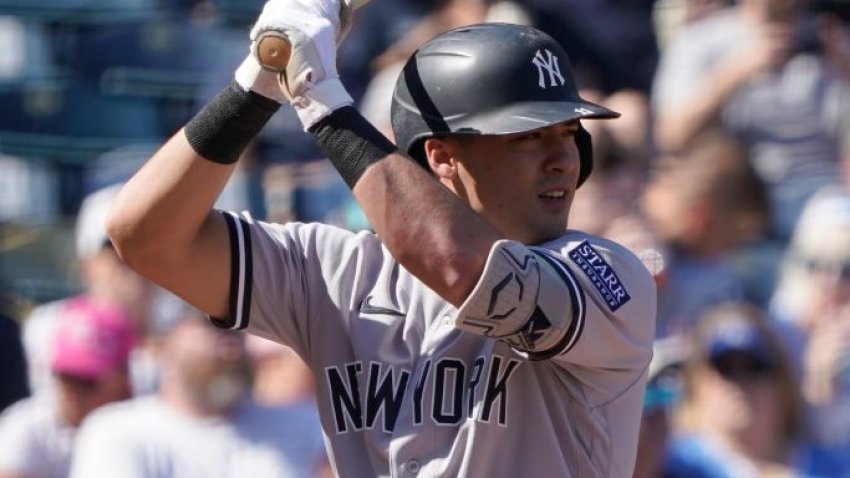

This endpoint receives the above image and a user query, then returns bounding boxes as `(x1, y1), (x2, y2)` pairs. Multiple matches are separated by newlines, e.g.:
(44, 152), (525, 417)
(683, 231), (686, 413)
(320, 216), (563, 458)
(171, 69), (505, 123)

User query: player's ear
(423, 137), (457, 180)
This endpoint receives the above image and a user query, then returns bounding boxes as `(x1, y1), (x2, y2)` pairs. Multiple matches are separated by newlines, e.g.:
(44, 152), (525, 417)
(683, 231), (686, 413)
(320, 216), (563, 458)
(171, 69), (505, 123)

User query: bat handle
(256, 33), (292, 72)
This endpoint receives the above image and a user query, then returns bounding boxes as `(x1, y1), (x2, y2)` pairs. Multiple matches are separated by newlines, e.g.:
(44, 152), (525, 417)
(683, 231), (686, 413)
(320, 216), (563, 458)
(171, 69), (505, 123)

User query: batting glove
(235, 0), (360, 130)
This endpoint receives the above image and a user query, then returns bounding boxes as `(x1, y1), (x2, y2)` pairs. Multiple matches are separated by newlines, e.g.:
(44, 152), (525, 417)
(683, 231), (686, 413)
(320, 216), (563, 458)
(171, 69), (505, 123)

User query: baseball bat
(257, 33), (292, 72)
(256, 0), (373, 72)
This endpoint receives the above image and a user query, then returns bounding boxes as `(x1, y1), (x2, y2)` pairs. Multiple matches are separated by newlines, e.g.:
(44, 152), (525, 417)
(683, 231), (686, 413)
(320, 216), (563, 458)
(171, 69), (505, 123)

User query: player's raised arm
(254, 0), (503, 306)
(105, 7), (301, 318)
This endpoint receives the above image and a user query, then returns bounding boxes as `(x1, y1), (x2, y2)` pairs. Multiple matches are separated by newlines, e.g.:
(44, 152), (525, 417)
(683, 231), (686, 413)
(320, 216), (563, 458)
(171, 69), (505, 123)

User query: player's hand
(235, 0), (355, 129)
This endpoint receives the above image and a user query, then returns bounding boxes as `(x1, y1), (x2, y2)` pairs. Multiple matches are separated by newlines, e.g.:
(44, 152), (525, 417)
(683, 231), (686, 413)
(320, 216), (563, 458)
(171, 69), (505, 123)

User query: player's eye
(511, 132), (542, 143)
(558, 123), (579, 138)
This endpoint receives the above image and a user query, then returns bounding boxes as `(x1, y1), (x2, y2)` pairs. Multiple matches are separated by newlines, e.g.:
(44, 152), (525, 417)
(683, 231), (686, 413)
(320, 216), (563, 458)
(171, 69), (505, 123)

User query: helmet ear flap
(408, 138), (429, 170)
(576, 125), (593, 188)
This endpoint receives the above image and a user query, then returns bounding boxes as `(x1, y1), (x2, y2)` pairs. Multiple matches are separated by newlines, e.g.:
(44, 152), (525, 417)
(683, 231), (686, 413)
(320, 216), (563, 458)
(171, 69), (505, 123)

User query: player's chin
(537, 193), (571, 214)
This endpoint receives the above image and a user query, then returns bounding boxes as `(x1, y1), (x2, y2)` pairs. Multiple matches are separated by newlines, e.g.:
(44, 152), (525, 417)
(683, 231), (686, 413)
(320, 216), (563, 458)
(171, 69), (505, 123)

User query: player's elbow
(436, 263), (480, 306)
(443, 266), (480, 307)
(105, 208), (161, 275)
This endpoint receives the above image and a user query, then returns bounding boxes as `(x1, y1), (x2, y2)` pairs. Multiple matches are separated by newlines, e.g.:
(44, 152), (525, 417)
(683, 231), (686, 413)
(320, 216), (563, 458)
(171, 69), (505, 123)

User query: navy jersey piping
(526, 248), (586, 360)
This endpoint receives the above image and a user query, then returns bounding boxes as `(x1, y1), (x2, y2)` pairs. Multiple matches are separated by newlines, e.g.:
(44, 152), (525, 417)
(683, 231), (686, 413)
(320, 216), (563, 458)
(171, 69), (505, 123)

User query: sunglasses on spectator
(709, 353), (775, 381)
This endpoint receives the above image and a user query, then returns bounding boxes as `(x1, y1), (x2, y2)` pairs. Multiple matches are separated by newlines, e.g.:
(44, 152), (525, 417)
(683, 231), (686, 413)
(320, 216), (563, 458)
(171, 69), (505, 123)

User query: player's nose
(541, 130), (579, 177)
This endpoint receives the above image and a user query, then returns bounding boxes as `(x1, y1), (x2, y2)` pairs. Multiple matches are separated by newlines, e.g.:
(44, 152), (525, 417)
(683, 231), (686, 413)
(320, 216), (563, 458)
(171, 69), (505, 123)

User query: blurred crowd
(1, 0), (850, 477)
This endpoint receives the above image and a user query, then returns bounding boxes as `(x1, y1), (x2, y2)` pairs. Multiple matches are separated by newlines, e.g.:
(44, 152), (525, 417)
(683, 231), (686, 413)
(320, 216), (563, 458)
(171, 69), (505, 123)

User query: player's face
(444, 121), (581, 244)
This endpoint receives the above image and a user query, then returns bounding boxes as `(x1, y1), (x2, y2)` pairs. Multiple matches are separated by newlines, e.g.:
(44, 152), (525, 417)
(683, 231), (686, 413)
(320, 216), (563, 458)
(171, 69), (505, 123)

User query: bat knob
(256, 33), (292, 72)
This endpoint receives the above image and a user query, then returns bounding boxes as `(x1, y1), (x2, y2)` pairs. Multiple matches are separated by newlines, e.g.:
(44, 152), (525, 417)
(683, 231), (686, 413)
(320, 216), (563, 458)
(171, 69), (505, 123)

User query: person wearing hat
(0, 296), (135, 478)
(664, 302), (813, 478)
(771, 186), (850, 477)
(69, 307), (305, 478)
(21, 184), (155, 399)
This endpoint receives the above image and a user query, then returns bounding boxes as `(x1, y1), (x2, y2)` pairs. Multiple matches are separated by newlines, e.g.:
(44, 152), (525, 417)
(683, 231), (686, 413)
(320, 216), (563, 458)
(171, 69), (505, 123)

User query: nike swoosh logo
(359, 296), (405, 317)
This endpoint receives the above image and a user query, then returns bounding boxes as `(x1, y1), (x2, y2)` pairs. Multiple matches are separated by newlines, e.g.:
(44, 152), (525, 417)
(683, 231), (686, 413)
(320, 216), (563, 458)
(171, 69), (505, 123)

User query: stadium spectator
(0, 297), (135, 478)
(653, 0), (850, 241)
(641, 131), (770, 336)
(665, 302), (812, 478)
(21, 184), (155, 398)
(771, 186), (850, 477)
(70, 308), (315, 478)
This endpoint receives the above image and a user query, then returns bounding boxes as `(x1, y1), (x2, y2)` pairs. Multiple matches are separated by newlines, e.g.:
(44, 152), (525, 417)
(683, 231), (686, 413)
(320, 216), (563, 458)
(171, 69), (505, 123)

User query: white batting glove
(235, 0), (357, 130)
(234, 53), (289, 104)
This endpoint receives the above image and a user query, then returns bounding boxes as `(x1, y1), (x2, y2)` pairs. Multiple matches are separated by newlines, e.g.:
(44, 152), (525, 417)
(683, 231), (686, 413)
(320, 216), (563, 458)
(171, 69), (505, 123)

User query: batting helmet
(391, 23), (619, 187)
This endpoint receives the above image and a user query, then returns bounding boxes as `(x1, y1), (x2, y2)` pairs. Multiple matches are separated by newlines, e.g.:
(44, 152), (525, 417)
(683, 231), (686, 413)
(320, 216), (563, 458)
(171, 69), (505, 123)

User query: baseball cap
(75, 183), (123, 260)
(701, 311), (772, 365)
(50, 296), (136, 381)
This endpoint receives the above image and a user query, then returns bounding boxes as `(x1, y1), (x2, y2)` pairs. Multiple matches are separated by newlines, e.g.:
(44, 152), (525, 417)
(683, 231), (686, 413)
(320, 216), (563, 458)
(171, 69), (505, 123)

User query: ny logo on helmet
(532, 49), (565, 89)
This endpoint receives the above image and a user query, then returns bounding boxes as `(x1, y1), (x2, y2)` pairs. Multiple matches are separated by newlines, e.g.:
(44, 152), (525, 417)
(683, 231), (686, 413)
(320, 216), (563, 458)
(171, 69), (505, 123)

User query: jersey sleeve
(211, 211), (385, 359)
(455, 236), (656, 398)
(551, 239), (656, 372)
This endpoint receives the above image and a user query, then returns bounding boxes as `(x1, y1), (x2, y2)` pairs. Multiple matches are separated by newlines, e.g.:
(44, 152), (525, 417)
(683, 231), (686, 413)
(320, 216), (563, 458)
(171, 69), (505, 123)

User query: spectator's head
(51, 296), (135, 426)
(642, 131), (769, 258)
(677, 302), (803, 457)
(156, 309), (253, 416)
(76, 184), (154, 328)
(773, 186), (850, 330)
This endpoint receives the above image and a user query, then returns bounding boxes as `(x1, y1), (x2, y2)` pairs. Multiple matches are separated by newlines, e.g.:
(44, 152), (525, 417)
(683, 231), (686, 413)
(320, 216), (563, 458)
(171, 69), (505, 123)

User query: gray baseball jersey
(213, 211), (656, 478)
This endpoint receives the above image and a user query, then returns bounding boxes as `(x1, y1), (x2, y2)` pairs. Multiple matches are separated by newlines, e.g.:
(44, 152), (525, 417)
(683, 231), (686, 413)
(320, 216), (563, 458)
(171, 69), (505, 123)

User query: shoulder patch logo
(568, 241), (631, 311)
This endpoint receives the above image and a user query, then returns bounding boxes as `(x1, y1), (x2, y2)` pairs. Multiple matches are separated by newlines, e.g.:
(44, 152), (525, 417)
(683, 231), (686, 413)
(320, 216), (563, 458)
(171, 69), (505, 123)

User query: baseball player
(106, 0), (656, 476)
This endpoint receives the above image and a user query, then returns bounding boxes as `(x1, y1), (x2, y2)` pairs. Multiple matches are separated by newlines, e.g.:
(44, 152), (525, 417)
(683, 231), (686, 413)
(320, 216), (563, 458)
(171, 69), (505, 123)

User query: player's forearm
(308, 107), (497, 306)
(354, 153), (499, 306)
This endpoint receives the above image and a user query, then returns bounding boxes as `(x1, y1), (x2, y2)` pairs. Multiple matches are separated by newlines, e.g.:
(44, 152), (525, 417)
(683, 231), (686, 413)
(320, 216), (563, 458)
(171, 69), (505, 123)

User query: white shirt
(0, 395), (76, 478)
(70, 395), (315, 478)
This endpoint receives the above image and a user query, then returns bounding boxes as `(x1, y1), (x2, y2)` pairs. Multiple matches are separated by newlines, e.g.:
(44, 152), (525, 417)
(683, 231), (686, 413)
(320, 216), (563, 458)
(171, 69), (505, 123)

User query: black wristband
(309, 106), (398, 188)
(184, 81), (280, 164)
